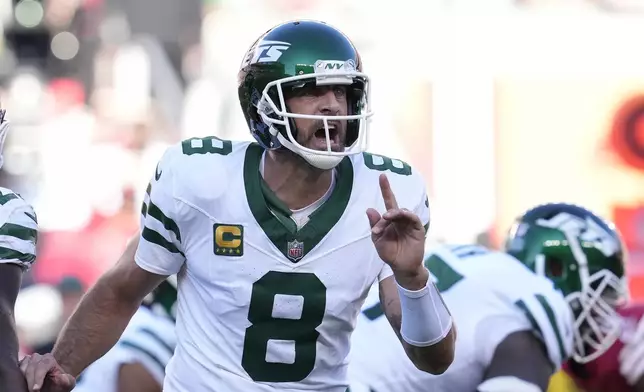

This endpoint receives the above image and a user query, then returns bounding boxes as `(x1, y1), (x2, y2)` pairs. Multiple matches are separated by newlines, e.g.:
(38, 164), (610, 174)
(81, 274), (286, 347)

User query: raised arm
(367, 173), (455, 374)
(378, 274), (456, 374)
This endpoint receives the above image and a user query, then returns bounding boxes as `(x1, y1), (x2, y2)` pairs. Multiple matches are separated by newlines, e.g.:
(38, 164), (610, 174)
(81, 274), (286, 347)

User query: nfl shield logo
(287, 239), (304, 262)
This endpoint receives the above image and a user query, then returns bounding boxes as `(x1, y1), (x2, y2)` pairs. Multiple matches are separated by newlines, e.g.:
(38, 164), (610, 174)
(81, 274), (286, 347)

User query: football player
(19, 20), (456, 392)
(72, 238), (177, 392)
(547, 302), (644, 392)
(348, 203), (627, 392)
(0, 110), (38, 392)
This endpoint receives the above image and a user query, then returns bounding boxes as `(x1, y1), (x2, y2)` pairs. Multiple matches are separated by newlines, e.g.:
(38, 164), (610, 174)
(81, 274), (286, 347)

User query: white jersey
(134, 138), (430, 392)
(0, 187), (37, 270)
(73, 306), (176, 392)
(348, 244), (574, 392)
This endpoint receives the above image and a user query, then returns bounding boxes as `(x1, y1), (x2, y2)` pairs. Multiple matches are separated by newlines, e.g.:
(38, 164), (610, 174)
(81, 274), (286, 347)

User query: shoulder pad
(154, 138), (250, 204)
(353, 152), (429, 229)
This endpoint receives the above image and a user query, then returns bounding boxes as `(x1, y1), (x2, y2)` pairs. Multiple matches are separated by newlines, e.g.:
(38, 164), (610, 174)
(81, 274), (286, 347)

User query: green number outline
(181, 136), (232, 156)
(362, 152), (412, 176)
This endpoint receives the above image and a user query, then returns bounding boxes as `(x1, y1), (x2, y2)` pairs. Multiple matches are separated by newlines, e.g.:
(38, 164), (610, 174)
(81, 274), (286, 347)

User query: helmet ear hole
(545, 255), (565, 279)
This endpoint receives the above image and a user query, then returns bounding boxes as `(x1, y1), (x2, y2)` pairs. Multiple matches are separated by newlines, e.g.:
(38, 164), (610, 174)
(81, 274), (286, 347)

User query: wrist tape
(397, 277), (453, 346)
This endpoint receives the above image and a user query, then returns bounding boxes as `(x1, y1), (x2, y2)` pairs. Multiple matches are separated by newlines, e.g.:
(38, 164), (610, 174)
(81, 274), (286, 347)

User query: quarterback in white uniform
(19, 20), (456, 392)
(0, 111), (39, 391)
(72, 276), (177, 392)
(349, 203), (629, 392)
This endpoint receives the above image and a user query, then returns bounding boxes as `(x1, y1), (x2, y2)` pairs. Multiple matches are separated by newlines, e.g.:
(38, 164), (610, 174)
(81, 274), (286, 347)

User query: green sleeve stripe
(536, 294), (566, 362)
(0, 223), (37, 242)
(515, 299), (544, 339)
(423, 222), (429, 235)
(0, 246), (35, 263)
(0, 193), (18, 205)
(141, 202), (148, 218)
(138, 327), (174, 356)
(119, 340), (167, 375)
(147, 201), (181, 242)
(24, 212), (37, 223)
(142, 227), (184, 257)
(424, 255), (463, 291)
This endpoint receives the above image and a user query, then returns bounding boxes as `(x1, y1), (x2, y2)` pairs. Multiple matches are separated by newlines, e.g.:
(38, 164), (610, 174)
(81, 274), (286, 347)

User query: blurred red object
(610, 95), (644, 171)
(613, 206), (644, 300)
(47, 78), (85, 113)
(34, 193), (138, 287)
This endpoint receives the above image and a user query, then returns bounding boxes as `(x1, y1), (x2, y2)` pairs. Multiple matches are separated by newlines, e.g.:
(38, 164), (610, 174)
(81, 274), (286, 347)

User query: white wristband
(396, 276), (453, 347)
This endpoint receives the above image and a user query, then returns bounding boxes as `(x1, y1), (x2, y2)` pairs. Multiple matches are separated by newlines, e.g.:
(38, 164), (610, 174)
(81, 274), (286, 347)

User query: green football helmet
(504, 203), (628, 364)
(143, 275), (178, 322)
(237, 20), (372, 170)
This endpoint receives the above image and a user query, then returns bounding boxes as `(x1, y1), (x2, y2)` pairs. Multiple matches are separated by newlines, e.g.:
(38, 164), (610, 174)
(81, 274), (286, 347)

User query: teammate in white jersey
(20, 20), (456, 392)
(72, 264), (177, 392)
(0, 110), (38, 392)
(349, 203), (628, 392)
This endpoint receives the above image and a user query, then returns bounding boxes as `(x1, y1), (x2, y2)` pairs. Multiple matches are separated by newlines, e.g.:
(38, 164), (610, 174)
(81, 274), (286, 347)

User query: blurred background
(7, 0), (644, 355)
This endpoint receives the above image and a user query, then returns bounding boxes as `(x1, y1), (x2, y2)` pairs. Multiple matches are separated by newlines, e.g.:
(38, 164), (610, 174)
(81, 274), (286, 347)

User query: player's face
(285, 84), (348, 152)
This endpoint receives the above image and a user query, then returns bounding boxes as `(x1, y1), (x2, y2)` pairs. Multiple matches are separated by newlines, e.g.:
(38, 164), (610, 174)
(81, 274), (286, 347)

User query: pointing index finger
(379, 173), (398, 211)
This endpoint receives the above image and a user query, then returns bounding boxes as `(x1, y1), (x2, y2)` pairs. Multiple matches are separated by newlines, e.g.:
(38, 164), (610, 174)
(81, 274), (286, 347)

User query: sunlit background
(8, 0), (644, 355)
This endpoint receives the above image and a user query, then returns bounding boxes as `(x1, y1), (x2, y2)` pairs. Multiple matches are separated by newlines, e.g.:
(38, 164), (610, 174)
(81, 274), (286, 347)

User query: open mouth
(313, 123), (340, 147)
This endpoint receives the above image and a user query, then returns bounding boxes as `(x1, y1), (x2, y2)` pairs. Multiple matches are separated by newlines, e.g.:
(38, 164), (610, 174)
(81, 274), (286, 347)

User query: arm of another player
(479, 330), (553, 392)
(0, 264), (28, 392)
(368, 174), (455, 374)
(117, 362), (162, 392)
(477, 288), (573, 392)
(0, 197), (38, 392)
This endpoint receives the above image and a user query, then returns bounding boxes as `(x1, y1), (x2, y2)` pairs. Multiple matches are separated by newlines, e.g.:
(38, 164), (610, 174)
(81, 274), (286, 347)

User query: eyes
(290, 85), (347, 100)
(330, 86), (347, 98)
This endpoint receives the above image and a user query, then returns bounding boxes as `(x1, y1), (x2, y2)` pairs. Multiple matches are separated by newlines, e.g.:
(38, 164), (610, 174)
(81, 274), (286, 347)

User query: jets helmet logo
(537, 213), (619, 258)
(241, 40), (291, 67)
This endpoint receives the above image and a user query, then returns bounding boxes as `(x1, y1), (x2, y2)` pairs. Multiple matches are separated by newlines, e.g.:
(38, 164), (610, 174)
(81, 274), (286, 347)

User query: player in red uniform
(560, 303), (644, 392)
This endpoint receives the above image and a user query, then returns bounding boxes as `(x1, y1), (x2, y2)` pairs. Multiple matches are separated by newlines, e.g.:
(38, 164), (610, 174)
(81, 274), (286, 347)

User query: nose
(318, 88), (342, 116)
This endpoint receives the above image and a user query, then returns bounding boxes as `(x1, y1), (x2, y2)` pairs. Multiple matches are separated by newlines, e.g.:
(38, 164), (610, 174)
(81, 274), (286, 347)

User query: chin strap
(275, 131), (344, 170)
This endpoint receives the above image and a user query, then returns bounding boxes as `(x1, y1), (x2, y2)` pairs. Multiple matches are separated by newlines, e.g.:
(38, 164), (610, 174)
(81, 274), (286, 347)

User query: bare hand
(366, 174), (426, 279)
(19, 353), (76, 392)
